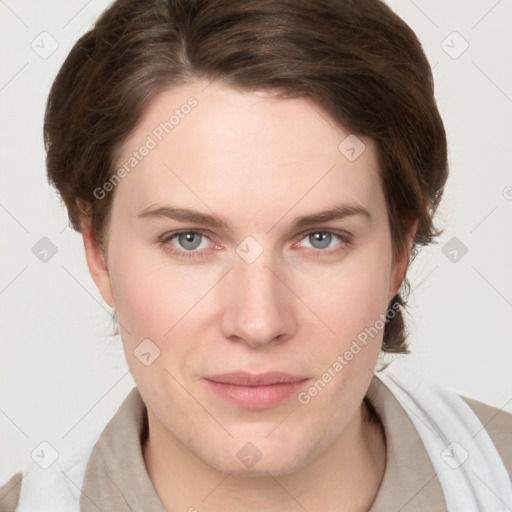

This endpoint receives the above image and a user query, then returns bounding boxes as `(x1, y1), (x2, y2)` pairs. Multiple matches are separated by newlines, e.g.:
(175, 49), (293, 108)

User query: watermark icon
(32, 237), (58, 263)
(297, 299), (402, 405)
(31, 441), (59, 469)
(134, 338), (161, 366)
(441, 31), (469, 60)
(93, 97), (198, 200)
(31, 31), (59, 59)
(503, 186), (512, 200)
(441, 441), (469, 469)
(237, 442), (263, 468)
(338, 134), (366, 161)
(236, 236), (264, 263)
(441, 236), (468, 263)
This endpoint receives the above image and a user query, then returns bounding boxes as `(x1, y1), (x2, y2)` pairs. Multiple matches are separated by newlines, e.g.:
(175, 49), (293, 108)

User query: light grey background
(1, 0), (511, 484)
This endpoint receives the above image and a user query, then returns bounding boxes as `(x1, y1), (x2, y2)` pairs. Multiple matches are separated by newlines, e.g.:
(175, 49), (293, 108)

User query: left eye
(300, 231), (343, 250)
(168, 231), (211, 251)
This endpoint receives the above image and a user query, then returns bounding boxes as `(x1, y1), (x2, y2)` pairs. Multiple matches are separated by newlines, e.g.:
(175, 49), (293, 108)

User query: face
(84, 79), (409, 476)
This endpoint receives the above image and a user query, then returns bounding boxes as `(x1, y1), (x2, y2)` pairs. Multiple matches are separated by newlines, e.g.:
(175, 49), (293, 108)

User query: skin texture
(81, 79), (415, 511)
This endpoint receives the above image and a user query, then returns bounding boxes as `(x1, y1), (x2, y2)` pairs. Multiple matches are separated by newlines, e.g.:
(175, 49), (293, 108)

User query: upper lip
(204, 371), (309, 386)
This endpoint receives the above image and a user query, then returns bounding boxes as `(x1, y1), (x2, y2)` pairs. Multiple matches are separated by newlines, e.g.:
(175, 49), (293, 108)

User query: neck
(143, 400), (386, 512)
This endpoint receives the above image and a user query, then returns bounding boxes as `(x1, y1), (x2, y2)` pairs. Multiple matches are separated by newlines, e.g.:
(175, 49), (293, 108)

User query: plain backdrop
(1, 0), (511, 484)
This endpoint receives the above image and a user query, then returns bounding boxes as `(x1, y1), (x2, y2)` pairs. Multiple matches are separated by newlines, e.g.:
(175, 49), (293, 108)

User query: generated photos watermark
(297, 298), (402, 405)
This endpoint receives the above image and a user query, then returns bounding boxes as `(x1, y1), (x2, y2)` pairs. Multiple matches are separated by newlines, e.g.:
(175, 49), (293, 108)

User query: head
(44, 0), (448, 475)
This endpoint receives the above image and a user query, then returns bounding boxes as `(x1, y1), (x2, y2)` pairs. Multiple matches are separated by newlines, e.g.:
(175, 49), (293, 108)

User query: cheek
(295, 241), (392, 345)
(110, 258), (205, 339)
(292, 250), (391, 413)
(108, 255), (209, 398)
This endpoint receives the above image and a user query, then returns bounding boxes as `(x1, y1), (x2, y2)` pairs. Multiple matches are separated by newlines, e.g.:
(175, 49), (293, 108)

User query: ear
(79, 213), (115, 308)
(388, 219), (418, 300)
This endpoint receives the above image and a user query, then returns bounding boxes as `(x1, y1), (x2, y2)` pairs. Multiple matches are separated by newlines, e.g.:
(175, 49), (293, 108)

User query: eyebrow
(137, 203), (371, 231)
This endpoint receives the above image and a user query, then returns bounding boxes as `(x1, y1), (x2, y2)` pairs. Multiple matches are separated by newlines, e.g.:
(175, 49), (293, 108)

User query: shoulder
(0, 472), (22, 512)
(461, 395), (512, 477)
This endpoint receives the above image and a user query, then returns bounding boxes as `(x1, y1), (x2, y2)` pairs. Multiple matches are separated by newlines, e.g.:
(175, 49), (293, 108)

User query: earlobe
(79, 214), (115, 308)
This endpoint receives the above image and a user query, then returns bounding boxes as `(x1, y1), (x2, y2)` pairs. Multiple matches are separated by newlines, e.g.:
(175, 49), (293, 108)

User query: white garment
(15, 427), (96, 512)
(377, 362), (512, 511)
(16, 366), (512, 511)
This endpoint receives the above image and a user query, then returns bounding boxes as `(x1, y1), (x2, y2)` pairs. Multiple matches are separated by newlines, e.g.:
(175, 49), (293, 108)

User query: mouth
(203, 371), (311, 409)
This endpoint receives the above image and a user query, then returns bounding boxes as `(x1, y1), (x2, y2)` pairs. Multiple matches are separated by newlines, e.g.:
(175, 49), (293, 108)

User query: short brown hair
(44, 0), (448, 353)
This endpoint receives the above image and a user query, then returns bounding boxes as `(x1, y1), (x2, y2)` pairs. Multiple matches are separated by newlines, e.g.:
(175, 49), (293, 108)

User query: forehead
(112, 80), (382, 221)
(122, 80), (368, 158)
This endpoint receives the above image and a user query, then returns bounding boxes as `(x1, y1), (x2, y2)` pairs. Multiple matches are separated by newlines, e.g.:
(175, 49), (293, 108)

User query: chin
(211, 455), (308, 478)
(200, 434), (316, 477)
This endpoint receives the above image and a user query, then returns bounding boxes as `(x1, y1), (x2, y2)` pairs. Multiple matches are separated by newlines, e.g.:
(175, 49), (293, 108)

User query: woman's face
(86, 80), (408, 475)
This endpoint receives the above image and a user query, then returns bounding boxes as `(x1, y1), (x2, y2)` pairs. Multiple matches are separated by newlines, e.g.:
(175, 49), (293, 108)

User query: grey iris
(179, 232), (202, 250)
(309, 232), (331, 249)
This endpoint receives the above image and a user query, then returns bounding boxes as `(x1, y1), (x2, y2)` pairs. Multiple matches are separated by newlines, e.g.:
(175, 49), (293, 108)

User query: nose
(220, 253), (295, 348)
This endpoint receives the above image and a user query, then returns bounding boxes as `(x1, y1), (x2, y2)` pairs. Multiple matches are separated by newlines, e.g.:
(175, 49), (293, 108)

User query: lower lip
(204, 379), (310, 409)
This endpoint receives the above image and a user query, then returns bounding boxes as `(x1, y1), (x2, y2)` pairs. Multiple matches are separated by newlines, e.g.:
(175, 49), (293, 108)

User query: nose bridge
(223, 245), (292, 346)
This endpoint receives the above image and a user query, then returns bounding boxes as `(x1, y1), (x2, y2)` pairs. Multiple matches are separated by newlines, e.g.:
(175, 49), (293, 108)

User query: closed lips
(204, 372), (309, 386)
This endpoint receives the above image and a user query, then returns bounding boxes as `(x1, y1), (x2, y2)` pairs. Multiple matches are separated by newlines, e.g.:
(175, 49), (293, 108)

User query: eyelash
(158, 229), (352, 260)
